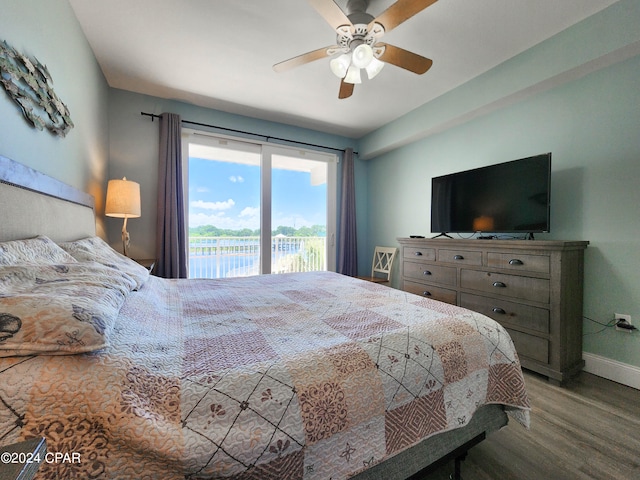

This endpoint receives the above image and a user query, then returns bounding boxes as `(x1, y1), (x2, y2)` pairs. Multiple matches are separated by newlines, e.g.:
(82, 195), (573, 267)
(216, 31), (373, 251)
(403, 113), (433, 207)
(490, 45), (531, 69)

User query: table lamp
(105, 177), (141, 257)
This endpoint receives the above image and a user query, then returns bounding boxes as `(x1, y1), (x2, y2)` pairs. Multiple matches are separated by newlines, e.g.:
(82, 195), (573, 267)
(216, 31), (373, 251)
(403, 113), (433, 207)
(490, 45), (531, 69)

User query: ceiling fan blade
(370, 0), (438, 33)
(273, 46), (338, 73)
(378, 43), (433, 74)
(338, 79), (354, 99)
(309, 0), (352, 31)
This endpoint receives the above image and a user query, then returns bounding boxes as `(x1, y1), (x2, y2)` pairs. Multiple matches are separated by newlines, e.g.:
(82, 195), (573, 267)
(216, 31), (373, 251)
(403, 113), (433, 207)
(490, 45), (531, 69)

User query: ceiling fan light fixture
(365, 57), (385, 79)
(351, 43), (374, 68)
(344, 64), (362, 84)
(330, 53), (351, 78)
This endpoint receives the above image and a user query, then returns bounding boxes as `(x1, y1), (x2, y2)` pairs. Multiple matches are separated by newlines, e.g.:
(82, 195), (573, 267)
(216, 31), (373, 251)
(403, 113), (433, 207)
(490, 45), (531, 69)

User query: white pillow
(0, 262), (135, 357)
(0, 236), (77, 266)
(59, 236), (149, 290)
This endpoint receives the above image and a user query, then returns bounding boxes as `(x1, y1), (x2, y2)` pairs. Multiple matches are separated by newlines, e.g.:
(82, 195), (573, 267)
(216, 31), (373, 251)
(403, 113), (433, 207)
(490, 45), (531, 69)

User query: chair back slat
(370, 246), (397, 282)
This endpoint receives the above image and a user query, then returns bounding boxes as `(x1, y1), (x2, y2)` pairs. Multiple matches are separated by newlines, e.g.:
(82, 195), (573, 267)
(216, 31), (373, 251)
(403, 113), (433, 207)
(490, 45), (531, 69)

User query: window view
(187, 134), (336, 278)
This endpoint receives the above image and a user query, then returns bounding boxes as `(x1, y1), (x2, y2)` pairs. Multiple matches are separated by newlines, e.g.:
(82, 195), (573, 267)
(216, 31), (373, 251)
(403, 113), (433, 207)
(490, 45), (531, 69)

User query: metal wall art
(0, 39), (74, 137)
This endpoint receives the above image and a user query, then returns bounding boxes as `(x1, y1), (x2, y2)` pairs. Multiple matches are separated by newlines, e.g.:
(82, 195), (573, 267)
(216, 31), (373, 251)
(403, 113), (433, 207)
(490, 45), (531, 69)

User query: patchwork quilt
(0, 271), (529, 479)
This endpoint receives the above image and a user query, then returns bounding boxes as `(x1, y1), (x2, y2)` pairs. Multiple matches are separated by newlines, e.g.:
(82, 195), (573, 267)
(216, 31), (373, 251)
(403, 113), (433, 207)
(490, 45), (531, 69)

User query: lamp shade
(365, 57), (385, 79)
(352, 43), (374, 69)
(105, 177), (141, 218)
(330, 53), (351, 78)
(344, 65), (362, 84)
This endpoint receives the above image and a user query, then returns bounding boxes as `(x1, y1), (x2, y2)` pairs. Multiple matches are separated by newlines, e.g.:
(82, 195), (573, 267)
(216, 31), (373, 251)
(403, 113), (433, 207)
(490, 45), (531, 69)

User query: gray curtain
(155, 112), (188, 278)
(338, 148), (358, 276)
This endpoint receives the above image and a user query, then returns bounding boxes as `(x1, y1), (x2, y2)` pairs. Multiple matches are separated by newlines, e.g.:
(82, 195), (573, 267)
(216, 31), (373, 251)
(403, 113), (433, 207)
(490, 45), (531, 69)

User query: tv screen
(431, 153), (551, 234)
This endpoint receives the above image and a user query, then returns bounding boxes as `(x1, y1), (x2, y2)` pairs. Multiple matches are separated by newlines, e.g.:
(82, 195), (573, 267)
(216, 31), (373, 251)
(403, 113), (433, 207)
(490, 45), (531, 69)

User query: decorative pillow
(58, 236), (149, 290)
(0, 262), (136, 357)
(0, 236), (78, 266)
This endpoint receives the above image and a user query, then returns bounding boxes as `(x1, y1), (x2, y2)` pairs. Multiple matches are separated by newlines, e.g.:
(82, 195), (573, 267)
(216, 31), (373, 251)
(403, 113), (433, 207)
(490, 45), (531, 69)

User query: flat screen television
(431, 153), (551, 235)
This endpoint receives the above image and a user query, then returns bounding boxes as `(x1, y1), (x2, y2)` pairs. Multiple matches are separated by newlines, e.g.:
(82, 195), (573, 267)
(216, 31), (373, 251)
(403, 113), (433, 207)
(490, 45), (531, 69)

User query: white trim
(582, 352), (640, 390)
(326, 157), (337, 272)
(181, 132), (191, 274)
(260, 147), (273, 275)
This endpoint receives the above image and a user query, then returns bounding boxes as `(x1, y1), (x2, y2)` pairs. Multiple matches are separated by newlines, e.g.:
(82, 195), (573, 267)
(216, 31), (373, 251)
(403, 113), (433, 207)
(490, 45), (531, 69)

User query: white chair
(358, 246), (397, 284)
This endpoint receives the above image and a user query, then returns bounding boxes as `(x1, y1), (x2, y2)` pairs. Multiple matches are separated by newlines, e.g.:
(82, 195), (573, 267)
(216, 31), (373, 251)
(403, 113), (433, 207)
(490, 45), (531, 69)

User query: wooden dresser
(397, 237), (589, 384)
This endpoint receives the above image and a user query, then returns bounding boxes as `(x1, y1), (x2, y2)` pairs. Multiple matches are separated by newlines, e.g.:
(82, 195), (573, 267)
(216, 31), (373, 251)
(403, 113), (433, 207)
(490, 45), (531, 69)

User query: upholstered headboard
(0, 155), (96, 243)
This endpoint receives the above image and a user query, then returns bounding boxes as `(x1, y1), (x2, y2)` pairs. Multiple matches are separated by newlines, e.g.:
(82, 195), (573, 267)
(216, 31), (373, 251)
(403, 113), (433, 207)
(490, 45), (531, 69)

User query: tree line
(189, 225), (326, 237)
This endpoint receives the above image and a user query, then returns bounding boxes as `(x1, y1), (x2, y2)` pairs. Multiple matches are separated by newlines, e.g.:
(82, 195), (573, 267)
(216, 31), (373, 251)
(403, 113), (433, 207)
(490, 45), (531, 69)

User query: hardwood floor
(422, 371), (640, 480)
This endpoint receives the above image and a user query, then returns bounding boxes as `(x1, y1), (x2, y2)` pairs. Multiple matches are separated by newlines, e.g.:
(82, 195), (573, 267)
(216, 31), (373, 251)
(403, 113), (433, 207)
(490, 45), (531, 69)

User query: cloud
(229, 176), (245, 183)
(239, 206), (259, 218)
(191, 199), (235, 211)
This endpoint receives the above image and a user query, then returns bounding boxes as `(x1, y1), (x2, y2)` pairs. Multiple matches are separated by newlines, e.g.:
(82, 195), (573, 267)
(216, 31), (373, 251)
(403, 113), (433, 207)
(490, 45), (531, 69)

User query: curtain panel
(155, 112), (188, 278)
(338, 148), (358, 276)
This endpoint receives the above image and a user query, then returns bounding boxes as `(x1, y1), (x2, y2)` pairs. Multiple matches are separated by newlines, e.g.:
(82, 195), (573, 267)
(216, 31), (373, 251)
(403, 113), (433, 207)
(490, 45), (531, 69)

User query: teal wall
(0, 0), (110, 229)
(358, 0), (640, 368)
(358, 0), (640, 161)
(107, 89), (359, 259)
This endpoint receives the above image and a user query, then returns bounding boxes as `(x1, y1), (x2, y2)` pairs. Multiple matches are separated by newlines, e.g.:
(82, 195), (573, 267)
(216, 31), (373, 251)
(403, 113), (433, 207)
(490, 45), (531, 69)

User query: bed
(0, 155), (530, 480)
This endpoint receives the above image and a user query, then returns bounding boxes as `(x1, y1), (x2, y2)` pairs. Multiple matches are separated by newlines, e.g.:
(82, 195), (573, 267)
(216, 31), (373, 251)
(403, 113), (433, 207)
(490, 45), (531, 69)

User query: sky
(188, 157), (327, 231)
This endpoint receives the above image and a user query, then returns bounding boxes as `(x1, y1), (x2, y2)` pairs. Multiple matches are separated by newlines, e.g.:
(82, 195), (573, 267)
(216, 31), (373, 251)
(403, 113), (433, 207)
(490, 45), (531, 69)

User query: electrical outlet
(615, 313), (632, 324)
(615, 313), (634, 332)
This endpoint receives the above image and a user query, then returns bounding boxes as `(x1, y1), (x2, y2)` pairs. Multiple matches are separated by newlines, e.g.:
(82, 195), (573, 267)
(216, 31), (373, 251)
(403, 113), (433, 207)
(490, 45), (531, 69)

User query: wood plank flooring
(421, 371), (640, 480)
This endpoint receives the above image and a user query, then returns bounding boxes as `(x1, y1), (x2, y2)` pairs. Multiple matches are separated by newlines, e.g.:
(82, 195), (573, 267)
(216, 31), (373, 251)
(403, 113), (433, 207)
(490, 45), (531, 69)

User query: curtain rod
(140, 112), (357, 155)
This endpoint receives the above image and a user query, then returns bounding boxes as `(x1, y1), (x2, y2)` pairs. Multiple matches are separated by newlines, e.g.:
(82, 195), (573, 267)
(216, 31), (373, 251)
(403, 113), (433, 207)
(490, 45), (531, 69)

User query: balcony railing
(188, 236), (326, 279)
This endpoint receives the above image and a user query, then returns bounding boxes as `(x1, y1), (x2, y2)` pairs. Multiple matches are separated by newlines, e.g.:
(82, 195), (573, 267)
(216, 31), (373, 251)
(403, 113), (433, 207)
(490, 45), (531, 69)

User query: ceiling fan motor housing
(346, 0), (371, 17)
(336, 0), (383, 51)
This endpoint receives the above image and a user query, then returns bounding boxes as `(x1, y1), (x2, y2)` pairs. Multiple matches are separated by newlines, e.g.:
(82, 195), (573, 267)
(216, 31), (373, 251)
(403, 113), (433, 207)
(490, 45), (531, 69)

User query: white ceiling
(69, 0), (620, 138)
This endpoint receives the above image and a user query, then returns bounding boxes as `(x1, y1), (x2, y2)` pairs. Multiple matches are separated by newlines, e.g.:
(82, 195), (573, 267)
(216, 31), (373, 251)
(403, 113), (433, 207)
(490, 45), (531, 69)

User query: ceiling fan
(273, 0), (437, 99)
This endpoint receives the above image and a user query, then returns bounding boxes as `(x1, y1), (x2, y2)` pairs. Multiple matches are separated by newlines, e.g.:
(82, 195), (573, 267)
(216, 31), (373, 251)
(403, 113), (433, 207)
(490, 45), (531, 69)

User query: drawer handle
(509, 259), (523, 266)
(414, 251), (423, 256)
(492, 307), (506, 315)
(493, 281), (507, 288)
(453, 255), (464, 260)
(422, 291), (432, 297)
(423, 270), (432, 276)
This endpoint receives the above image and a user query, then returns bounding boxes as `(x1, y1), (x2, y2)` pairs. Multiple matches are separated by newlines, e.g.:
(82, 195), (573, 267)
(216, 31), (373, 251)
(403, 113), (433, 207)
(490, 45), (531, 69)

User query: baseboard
(582, 352), (640, 390)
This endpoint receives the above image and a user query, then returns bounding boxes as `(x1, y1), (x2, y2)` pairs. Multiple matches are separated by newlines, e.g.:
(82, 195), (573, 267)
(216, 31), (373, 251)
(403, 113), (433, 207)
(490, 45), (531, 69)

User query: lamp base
(122, 218), (131, 257)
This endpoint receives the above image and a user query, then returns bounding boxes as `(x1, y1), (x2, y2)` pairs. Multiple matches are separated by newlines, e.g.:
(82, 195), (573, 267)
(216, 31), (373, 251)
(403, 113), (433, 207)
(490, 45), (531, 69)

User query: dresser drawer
(438, 249), (483, 266)
(460, 293), (549, 334)
(460, 269), (550, 304)
(487, 252), (550, 274)
(404, 247), (436, 261)
(404, 262), (457, 287)
(506, 328), (549, 364)
(405, 281), (457, 305)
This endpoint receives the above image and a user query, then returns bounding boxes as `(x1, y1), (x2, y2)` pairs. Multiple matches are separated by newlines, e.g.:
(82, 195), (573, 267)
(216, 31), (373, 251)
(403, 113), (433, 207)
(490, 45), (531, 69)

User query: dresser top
(397, 237), (589, 251)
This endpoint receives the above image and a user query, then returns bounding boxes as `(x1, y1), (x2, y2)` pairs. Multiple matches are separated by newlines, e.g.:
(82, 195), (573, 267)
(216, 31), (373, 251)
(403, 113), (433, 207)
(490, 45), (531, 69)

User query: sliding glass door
(267, 146), (335, 275)
(187, 136), (262, 278)
(185, 131), (336, 278)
